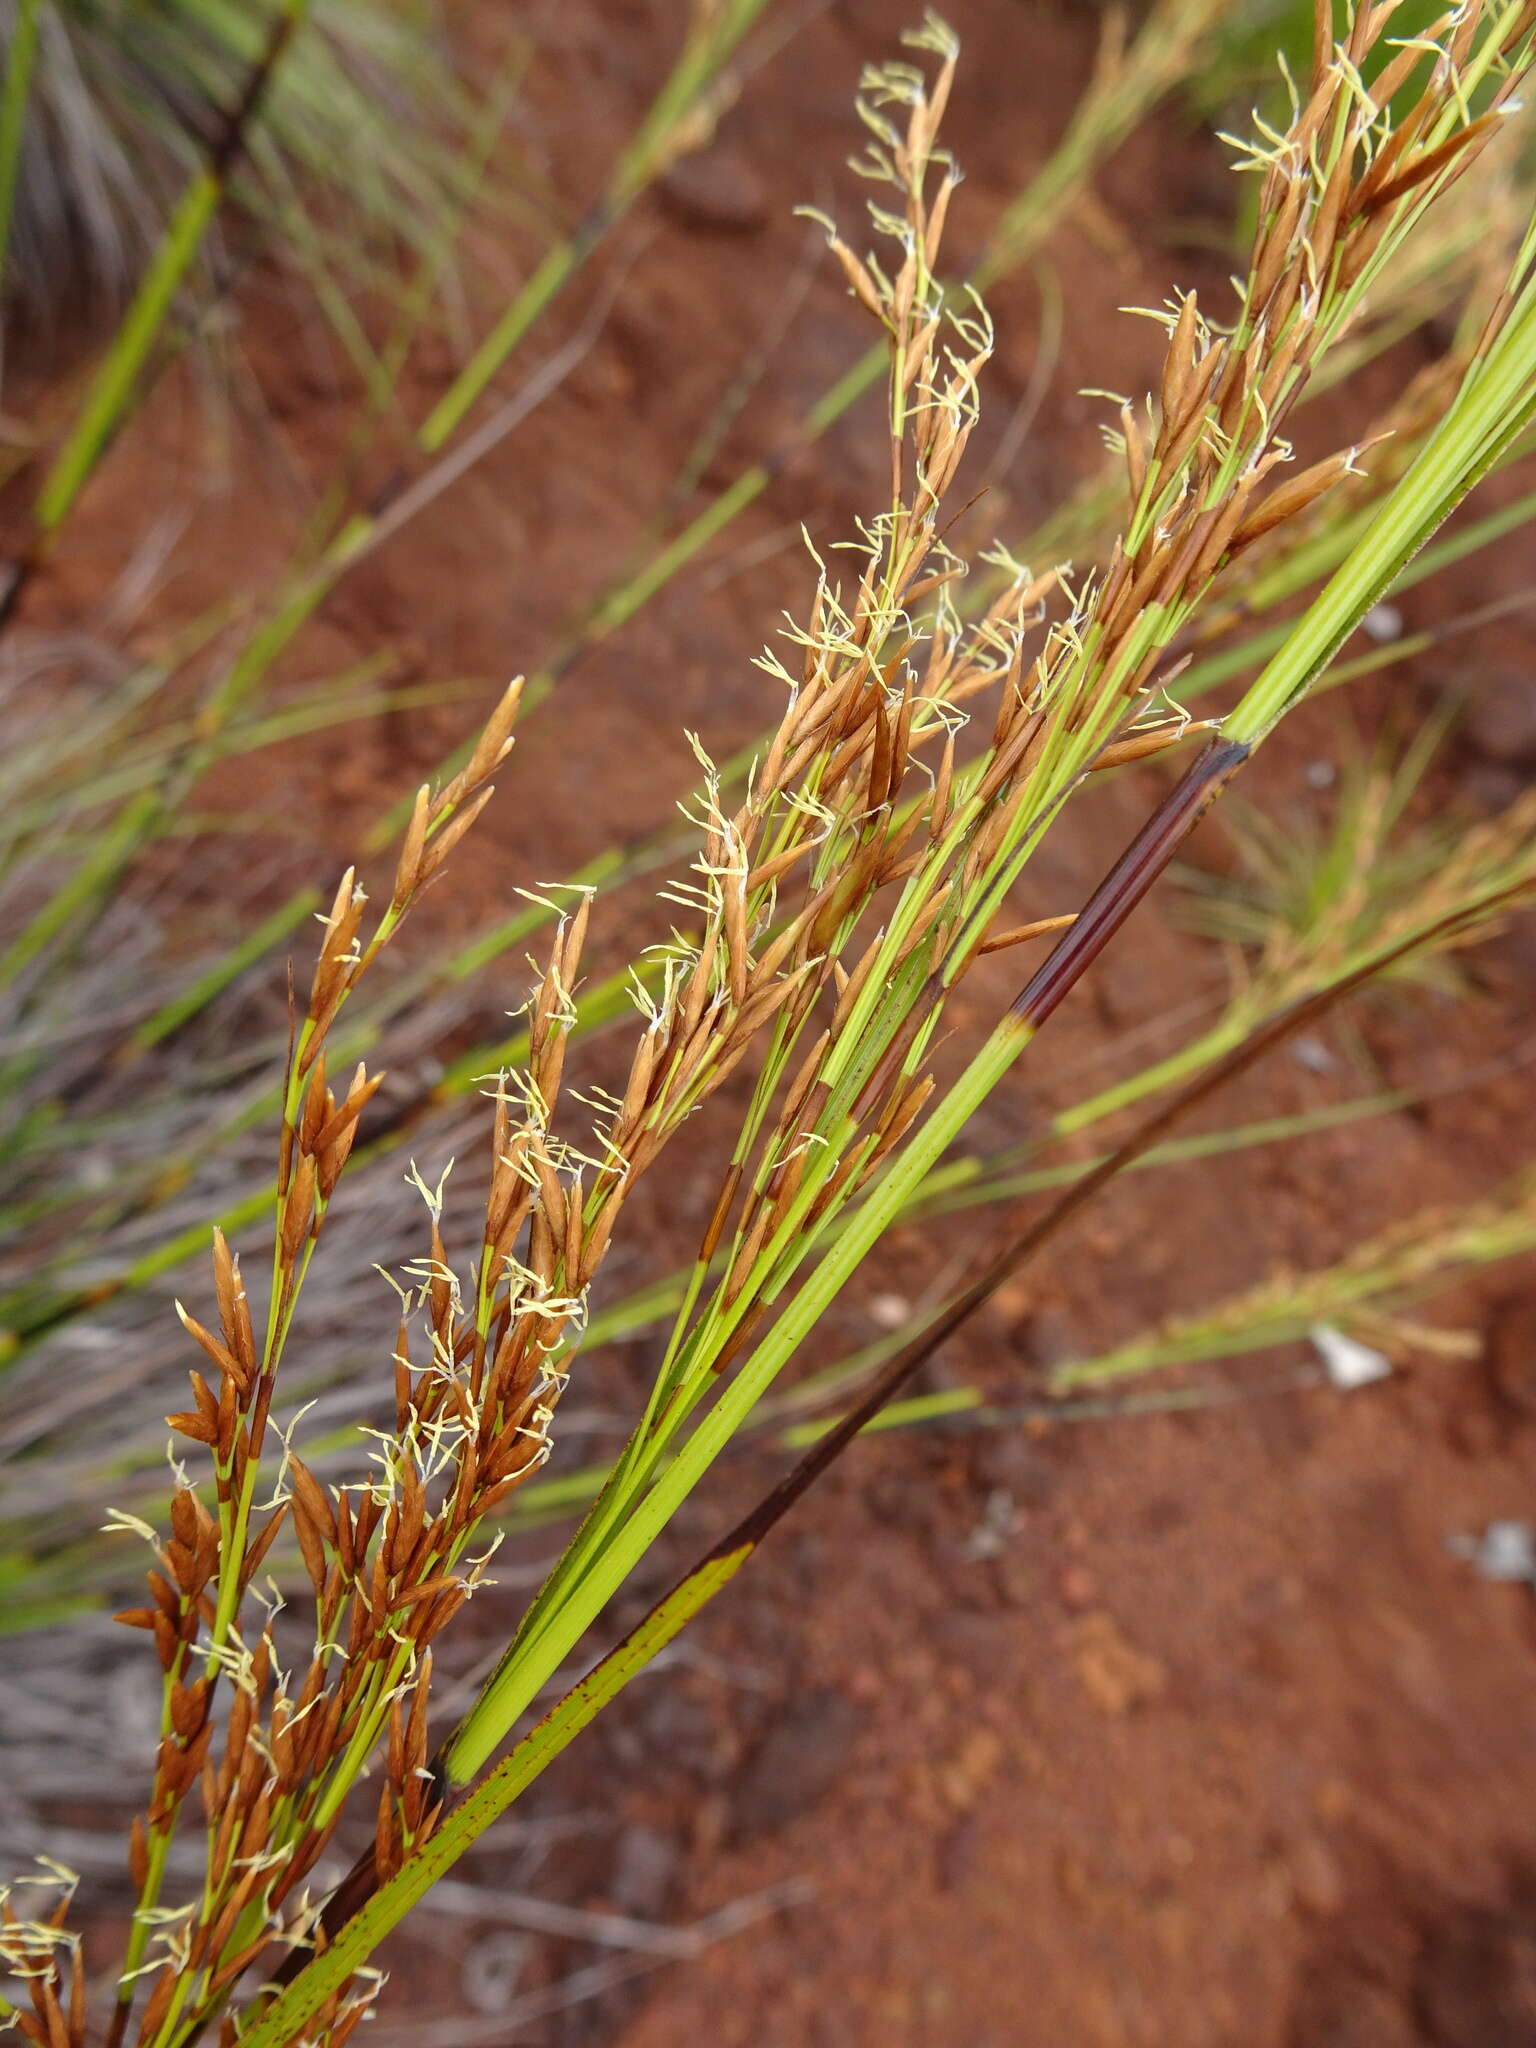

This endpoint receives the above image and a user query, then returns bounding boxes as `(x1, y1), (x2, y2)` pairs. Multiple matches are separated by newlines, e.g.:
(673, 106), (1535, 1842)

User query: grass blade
(29, 0), (313, 545)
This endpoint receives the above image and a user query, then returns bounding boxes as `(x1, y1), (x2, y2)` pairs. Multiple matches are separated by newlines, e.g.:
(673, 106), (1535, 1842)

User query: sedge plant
(5, 5), (1536, 2042)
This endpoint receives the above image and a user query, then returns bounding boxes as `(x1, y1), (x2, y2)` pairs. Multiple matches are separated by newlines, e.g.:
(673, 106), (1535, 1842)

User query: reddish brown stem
(1012, 735), (1250, 1030)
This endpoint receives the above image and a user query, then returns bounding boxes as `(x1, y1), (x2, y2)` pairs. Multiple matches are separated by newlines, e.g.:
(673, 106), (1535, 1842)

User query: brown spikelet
(1091, 719), (1212, 772)
(420, 784), (497, 885)
(978, 913), (1078, 955)
(529, 1140), (568, 1249)
(723, 862), (750, 1009)
(334, 1490), (356, 1577)
(826, 232), (885, 319)
(169, 1487), (199, 1551)
(33, 1987), (65, 2048)
(207, 1931), (277, 2000)
(298, 1057), (330, 1157)
(211, 1229), (256, 1378)
(393, 784), (432, 906)
(166, 1407), (219, 1445)
(175, 1305), (245, 1390)
(290, 1491), (330, 1599)
(169, 1677), (208, 1741)
(439, 676), (524, 809)
(1159, 289), (1199, 423)
(391, 1574), (462, 1614)
(1227, 446), (1370, 555)
(164, 1538), (202, 1597)
(1359, 108), (1506, 219)
(216, 1363), (239, 1463)
(240, 1503), (289, 1593)
(187, 1368), (222, 1430)
(136, 1962), (177, 2039)
(286, 1455), (337, 1547)
(578, 1184), (625, 1278)
(128, 1814), (150, 1891)
(419, 1580), (473, 1638)
(388, 1460), (427, 1576)
(307, 866), (362, 1018)
(278, 1150), (319, 1270)
(315, 1071), (386, 1194)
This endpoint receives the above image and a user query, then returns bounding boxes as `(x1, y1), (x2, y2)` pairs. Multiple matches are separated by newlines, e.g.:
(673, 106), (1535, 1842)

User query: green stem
(0, 0), (40, 306)
(33, 0), (312, 539)
(235, 1545), (750, 2048)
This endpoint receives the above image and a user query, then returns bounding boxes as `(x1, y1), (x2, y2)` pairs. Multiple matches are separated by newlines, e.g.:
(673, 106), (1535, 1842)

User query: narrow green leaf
(33, 0), (313, 536)
(0, 0), (40, 299)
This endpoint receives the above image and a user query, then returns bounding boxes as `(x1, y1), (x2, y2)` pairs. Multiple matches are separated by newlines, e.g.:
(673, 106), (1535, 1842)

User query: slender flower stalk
(80, 683), (523, 2048)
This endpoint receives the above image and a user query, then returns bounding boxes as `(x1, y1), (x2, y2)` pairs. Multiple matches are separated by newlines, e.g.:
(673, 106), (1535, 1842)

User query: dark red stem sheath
(1012, 734), (1251, 1030)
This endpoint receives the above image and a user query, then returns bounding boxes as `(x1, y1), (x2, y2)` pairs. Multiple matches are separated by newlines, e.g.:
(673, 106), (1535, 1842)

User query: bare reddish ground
(14, 2), (1536, 2043)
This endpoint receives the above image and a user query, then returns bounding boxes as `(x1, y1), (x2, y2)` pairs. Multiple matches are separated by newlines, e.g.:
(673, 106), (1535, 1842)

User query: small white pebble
(463, 1932), (532, 2014)
(1362, 602), (1403, 643)
(870, 1292), (912, 1329)
(1292, 1035), (1336, 1074)
(963, 1488), (1020, 1560)
(1450, 1520), (1536, 1583)
(1304, 759), (1336, 790)
(1312, 1323), (1392, 1390)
